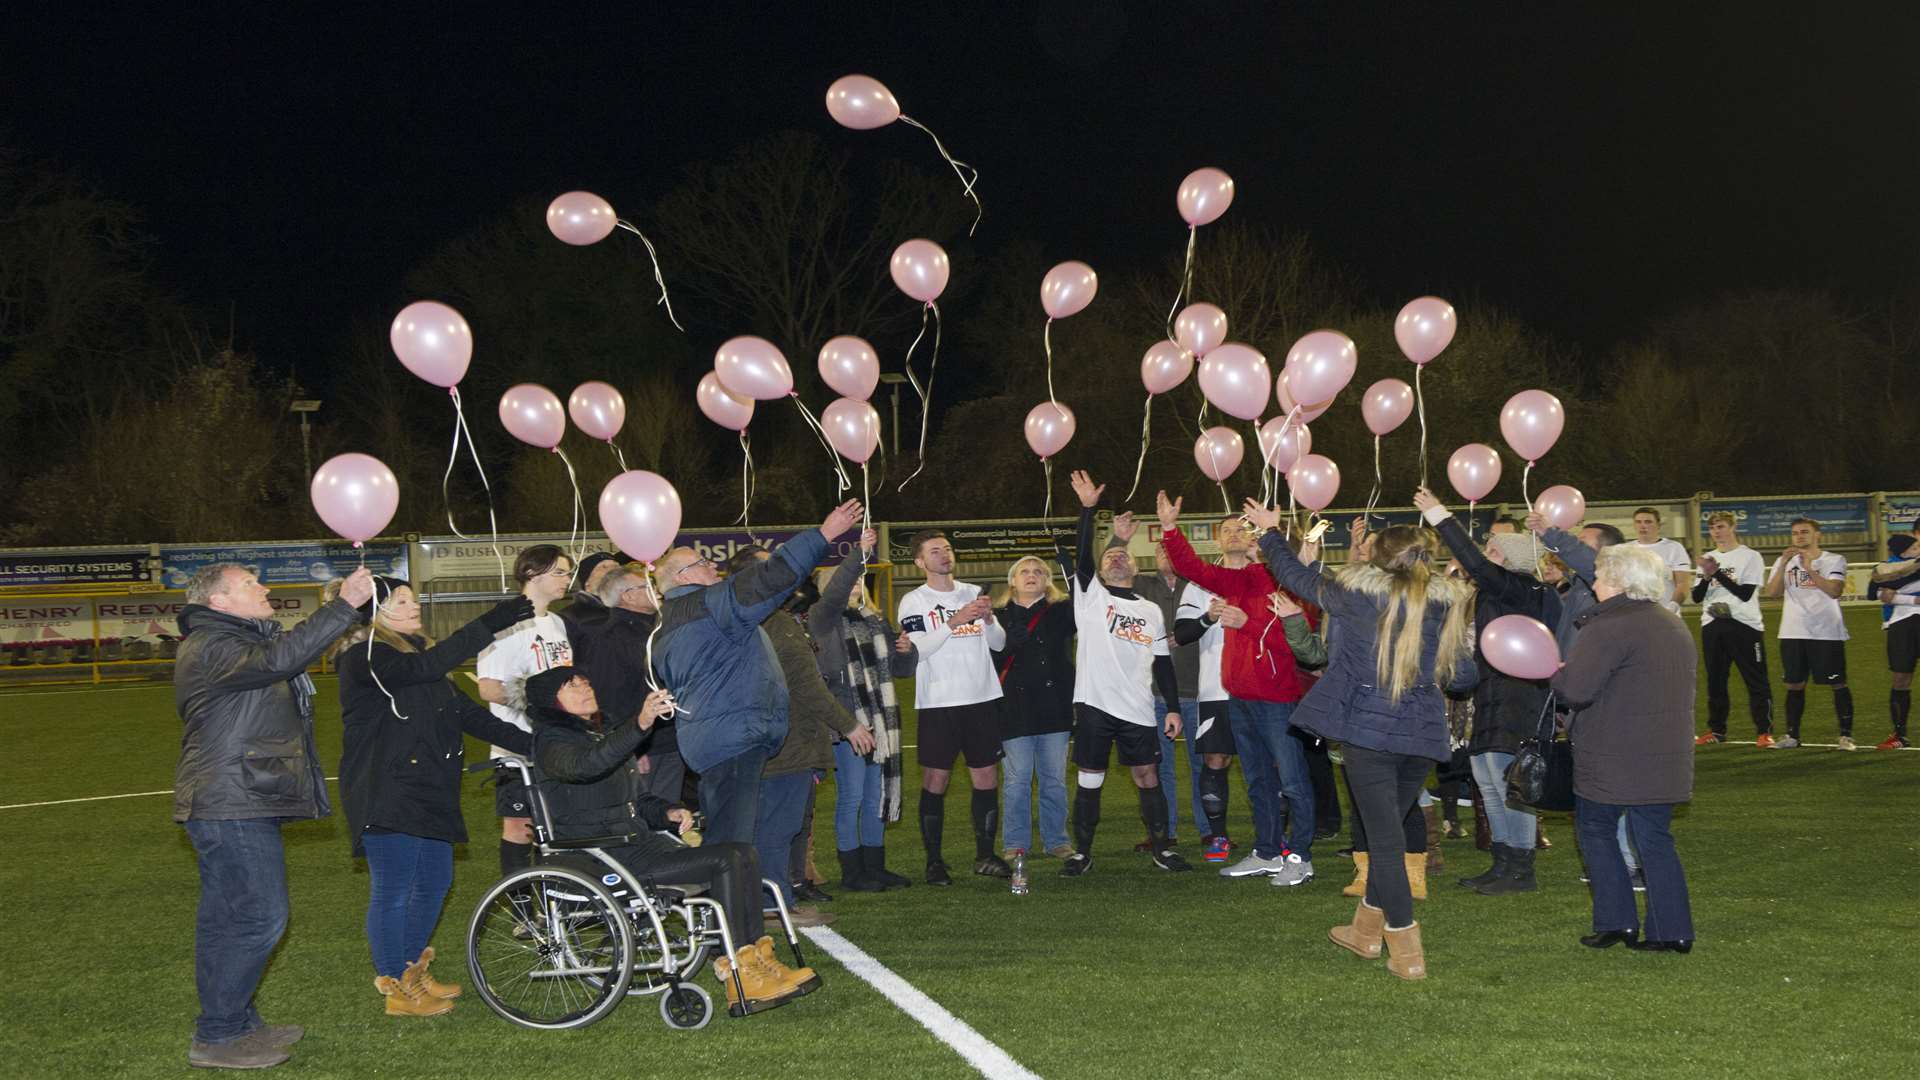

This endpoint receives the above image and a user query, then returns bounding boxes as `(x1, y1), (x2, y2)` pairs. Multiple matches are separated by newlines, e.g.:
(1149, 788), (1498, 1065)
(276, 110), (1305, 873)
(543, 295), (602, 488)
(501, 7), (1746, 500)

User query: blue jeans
(1617, 815), (1640, 872)
(1576, 796), (1694, 941)
(700, 748), (769, 847)
(183, 818), (289, 1044)
(361, 831), (455, 978)
(1000, 731), (1070, 853)
(1229, 699), (1314, 860)
(755, 771), (815, 905)
(832, 739), (885, 850)
(1471, 751), (1536, 849)
(1153, 699), (1201, 841)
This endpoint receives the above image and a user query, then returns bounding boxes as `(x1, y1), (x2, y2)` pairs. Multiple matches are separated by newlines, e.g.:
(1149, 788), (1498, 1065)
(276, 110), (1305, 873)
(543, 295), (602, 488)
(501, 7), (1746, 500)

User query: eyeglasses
(673, 558), (716, 580)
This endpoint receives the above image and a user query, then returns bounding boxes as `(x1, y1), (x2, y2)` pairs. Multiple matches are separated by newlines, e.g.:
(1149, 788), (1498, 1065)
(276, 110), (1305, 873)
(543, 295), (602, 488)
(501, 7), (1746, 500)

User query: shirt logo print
(1105, 605), (1152, 647)
(934, 604), (983, 637)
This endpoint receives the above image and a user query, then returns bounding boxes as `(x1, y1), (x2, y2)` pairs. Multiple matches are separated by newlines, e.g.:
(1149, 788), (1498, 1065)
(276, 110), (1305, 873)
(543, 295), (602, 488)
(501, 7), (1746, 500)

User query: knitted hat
(574, 552), (621, 588)
(1486, 533), (1542, 579)
(357, 576), (411, 619)
(525, 665), (580, 714)
(1891, 535), (1916, 558)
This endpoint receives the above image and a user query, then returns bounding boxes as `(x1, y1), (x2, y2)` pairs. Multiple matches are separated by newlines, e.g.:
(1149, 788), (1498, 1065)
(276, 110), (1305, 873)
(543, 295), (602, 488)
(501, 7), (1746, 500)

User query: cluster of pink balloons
(696, 372), (755, 432)
(598, 470), (682, 564)
(1482, 614), (1559, 680)
(1260, 416), (1313, 472)
(1198, 342), (1270, 421)
(545, 191), (619, 246)
(1282, 330), (1358, 417)
(818, 335), (883, 464)
(311, 453), (400, 544)
(1194, 427), (1244, 482)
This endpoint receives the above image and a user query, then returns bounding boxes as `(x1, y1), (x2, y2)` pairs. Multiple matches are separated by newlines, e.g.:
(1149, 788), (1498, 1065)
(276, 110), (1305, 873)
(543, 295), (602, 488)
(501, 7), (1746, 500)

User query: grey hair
(596, 569), (640, 607)
(185, 563), (247, 606)
(1596, 544), (1671, 604)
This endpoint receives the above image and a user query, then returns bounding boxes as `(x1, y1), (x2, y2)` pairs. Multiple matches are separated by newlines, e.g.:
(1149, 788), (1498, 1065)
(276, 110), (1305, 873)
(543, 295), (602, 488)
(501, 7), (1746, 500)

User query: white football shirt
(1773, 552), (1849, 641)
(898, 582), (1006, 709)
(1699, 545), (1766, 633)
(476, 612), (573, 758)
(1637, 537), (1692, 614)
(1176, 582), (1227, 703)
(1072, 576), (1170, 726)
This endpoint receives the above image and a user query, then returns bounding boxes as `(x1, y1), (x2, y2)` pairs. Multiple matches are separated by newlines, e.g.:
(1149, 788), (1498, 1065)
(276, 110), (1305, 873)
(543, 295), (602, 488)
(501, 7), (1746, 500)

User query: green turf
(2, 607), (1916, 1079)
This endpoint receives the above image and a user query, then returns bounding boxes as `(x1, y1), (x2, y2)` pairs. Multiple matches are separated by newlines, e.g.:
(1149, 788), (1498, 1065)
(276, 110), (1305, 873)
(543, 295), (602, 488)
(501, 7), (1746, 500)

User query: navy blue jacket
(652, 529), (829, 772)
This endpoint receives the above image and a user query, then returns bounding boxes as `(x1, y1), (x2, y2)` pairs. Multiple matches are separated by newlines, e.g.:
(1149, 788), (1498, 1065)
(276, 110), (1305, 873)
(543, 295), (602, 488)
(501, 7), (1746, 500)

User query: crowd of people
(169, 484), (1919, 1068)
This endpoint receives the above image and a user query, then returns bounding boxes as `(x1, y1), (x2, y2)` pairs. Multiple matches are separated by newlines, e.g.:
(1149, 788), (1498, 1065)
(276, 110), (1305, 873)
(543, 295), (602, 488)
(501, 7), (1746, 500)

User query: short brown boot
(1328, 899), (1385, 959)
(1384, 922), (1428, 981)
(714, 944), (802, 1011)
(406, 946), (461, 999)
(375, 974), (453, 1017)
(1341, 852), (1370, 897)
(1404, 853), (1429, 899)
(753, 935), (819, 992)
(1422, 805), (1446, 871)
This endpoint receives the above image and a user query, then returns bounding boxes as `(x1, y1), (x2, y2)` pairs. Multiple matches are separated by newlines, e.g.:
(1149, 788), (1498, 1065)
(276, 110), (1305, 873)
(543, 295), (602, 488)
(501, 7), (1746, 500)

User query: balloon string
(1043, 317), (1058, 412)
(1523, 460), (1540, 571)
(443, 387), (507, 591)
(610, 442), (629, 472)
(1164, 226), (1196, 342)
(734, 430), (757, 538)
(1368, 434), (1383, 518)
(1256, 420), (1272, 507)
(1217, 482), (1231, 516)
(552, 446), (586, 567)
(897, 301), (939, 491)
(613, 219), (685, 331)
(1415, 365), (1430, 489)
(861, 463), (872, 538)
(637, 566), (688, 716)
(790, 394), (852, 495)
(898, 114), (981, 236)
(1042, 456), (1053, 520)
(1125, 393), (1155, 503)
(366, 579), (406, 720)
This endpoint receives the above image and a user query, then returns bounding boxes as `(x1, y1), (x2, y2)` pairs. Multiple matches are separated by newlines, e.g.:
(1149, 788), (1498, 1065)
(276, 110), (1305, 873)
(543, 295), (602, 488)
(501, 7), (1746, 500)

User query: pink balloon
(714, 336), (794, 401)
(1198, 342), (1270, 421)
(1193, 427), (1245, 482)
(890, 239), (950, 303)
(598, 470), (683, 564)
(1177, 167), (1235, 227)
(499, 384), (566, 449)
(1040, 260), (1098, 320)
(1535, 485), (1587, 530)
(1024, 402), (1076, 460)
(1395, 296), (1458, 365)
(1141, 340), (1194, 395)
(1361, 378), (1415, 436)
(1174, 302), (1228, 358)
(1276, 368), (1331, 424)
(545, 191), (617, 246)
(1287, 454), (1342, 512)
(817, 335), (880, 401)
(696, 372), (755, 431)
(1447, 443), (1503, 502)
(311, 453), (398, 543)
(822, 397), (882, 464)
(825, 74), (901, 130)
(1500, 389), (1566, 463)
(1284, 329), (1358, 407)
(1259, 417), (1313, 472)
(389, 301), (472, 388)
(1481, 614), (1561, 680)
(567, 381), (626, 442)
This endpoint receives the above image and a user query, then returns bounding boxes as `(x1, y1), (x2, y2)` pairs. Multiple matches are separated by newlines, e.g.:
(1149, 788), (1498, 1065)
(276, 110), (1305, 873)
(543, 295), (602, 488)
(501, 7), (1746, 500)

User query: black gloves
(479, 595), (536, 633)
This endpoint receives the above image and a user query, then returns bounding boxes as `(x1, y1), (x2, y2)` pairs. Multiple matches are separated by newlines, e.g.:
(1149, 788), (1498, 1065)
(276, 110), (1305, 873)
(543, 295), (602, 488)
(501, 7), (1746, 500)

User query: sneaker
(1058, 853), (1092, 877)
(1151, 846), (1193, 872)
(925, 861), (953, 887)
(1876, 734), (1910, 750)
(1754, 733), (1776, 749)
(973, 855), (1012, 878)
(1693, 731), (1723, 745)
(1630, 869), (1647, 893)
(1772, 734), (1800, 749)
(1836, 736), (1857, 752)
(189, 1029), (292, 1070)
(1220, 851), (1286, 878)
(1045, 844), (1077, 859)
(253, 1025), (303, 1050)
(1203, 836), (1232, 863)
(1268, 853), (1315, 888)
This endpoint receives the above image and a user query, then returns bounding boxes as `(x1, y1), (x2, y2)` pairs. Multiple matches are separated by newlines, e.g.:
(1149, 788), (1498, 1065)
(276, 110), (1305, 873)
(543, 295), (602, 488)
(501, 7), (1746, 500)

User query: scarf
(842, 609), (905, 823)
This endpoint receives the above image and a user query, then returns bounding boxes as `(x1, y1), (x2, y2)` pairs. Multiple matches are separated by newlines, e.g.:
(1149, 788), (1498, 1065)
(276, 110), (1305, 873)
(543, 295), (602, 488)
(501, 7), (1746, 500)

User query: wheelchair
(464, 759), (816, 1031)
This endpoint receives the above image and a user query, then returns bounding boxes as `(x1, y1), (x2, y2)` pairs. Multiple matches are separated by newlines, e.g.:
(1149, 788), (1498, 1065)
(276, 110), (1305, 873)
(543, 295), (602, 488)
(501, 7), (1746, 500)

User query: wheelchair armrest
(542, 833), (634, 851)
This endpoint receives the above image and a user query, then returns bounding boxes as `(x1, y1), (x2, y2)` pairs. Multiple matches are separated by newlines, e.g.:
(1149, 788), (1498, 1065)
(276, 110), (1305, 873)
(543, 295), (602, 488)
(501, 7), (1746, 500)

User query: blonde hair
(815, 565), (879, 617)
(991, 555), (1067, 606)
(1339, 526), (1473, 703)
(322, 578), (429, 660)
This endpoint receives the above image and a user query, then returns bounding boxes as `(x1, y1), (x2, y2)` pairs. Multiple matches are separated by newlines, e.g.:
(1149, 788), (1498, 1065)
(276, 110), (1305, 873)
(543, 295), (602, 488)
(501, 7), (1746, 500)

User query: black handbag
(1505, 692), (1574, 812)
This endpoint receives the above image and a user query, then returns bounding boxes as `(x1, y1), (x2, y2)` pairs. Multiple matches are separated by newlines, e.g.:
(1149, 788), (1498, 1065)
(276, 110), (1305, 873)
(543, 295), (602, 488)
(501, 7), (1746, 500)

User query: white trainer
(1219, 852), (1287, 878)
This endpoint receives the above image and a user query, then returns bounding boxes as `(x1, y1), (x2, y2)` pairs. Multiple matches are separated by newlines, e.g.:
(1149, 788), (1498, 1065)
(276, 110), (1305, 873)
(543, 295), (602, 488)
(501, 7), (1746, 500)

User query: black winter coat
(577, 606), (675, 756)
(336, 617), (532, 857)
(531, 706), (676, 842)
(1434, 519), (1558, 756)
(992, 597), (1076, 739)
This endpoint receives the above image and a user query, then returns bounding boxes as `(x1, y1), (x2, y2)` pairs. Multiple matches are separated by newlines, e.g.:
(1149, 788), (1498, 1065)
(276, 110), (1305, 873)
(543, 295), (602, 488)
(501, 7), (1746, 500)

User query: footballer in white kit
(1764, 519), (1852, 747)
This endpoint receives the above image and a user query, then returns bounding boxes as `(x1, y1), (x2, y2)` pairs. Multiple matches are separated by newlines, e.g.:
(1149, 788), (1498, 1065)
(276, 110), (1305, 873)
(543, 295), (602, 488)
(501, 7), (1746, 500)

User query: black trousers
(1301, 731), (1343, 837)
(1342, 745), (1433, 928)
(1703, 619), (1771, 736)
(610, 837), (762, 952)
(1342, 764), (1426, 854)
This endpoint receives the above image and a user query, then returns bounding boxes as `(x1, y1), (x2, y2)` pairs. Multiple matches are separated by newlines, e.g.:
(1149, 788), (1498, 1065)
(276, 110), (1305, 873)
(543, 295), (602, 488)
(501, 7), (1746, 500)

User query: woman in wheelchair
(524, 666), (819, 1011)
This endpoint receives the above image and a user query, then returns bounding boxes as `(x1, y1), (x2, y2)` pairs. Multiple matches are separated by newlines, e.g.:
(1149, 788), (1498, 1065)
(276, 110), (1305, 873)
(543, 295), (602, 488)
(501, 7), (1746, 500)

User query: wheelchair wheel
(467, 866), (634, 1030)
(659, 981), (714, 1031)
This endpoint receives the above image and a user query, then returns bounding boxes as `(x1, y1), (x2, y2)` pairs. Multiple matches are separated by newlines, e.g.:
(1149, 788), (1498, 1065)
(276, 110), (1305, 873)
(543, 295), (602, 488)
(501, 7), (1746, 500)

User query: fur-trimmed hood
(1333, 562), (1475, 609)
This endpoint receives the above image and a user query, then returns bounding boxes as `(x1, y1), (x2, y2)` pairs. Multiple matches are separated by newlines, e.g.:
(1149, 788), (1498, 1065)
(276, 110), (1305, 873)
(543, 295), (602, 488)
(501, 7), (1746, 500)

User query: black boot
(1458, 842), (1508, 889)
(837, 848), (883, 893)
(1476, 845), (1538, 895)
(864, 846), (912, 890)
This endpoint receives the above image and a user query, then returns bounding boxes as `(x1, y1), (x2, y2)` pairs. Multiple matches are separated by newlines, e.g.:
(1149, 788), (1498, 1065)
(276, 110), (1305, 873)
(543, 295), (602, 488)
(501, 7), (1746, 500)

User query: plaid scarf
(842, 610), (905, 823)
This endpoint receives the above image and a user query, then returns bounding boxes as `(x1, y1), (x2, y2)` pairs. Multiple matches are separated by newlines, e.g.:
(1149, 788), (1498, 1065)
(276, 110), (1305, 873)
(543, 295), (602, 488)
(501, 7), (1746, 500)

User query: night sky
(9, 4), (1917, 379)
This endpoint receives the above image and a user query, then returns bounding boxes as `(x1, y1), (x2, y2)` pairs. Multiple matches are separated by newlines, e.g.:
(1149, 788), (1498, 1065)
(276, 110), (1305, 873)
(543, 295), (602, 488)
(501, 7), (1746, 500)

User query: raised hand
(339, 567), (375, 608)
(1240, 497), (1280, 532)
(1524, 511), (1547, 536)
(1069, 469), (1105, 508)
(1156, 490), (1183, 531)
(1412, 487), (1443, 515)
(859, 527), (878, 556)
(1112, 511), (1139, 543)
(821, 499), (863, 540)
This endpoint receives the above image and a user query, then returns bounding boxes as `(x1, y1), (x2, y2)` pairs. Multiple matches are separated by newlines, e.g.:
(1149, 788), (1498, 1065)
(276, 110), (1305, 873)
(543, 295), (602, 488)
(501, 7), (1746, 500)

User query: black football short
(1780, 639), (1847, 685)
(1190, 700), (1236, 756)
(1072, 704), (1162, 769)
(1887, 618), (1920, 675)
(917, 701), (1005, 770)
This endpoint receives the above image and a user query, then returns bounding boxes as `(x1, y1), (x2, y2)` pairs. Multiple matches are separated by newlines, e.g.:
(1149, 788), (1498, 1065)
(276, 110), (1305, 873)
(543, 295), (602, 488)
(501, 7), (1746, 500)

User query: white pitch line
(800, 925), (1040, 1080)
(0, 776), (342, 811)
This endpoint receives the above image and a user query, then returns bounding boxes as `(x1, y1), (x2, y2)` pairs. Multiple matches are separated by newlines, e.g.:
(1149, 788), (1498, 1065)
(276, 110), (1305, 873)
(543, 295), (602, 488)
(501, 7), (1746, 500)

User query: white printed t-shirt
(1886, 559), (1920, 628)
(1637, 537), (1692, 614)
(476, 612), (573, 758)
(1773, 552), (1850, 641)
(1699, 545), (1766, 633)
(1072, 575), (1170, 726)
(898, 582), (1006, 709)
(1176, 582), (1227, 704)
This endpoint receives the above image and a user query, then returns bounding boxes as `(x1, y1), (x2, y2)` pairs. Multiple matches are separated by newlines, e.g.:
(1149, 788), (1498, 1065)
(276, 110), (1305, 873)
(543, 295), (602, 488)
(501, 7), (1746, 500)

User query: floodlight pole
(878, 373), (907, 457)
(291, 399), (323, 486)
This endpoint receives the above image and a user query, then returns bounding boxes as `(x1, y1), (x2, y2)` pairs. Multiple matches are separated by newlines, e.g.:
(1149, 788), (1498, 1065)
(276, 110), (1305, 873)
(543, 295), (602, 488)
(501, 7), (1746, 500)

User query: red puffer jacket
(1160, 528), (1311, 704)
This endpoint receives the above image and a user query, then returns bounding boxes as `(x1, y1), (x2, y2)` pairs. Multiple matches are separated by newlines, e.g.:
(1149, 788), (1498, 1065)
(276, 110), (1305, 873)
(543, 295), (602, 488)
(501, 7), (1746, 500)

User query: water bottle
(1010, 849), (1029, 896)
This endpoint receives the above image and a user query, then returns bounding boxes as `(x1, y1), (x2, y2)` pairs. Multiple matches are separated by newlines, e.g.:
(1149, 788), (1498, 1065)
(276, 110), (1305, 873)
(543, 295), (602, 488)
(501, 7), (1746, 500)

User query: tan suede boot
(752, 935), (819, 992)
(1329, 899), (1386, 959)
(1384, 922), (1428, 980)
(1341, 852), (1370, 897)
(375, 974), (453, 1017)
(1405, 853), (1429, 900)
(405, 946), (461, 999)
(714, 944), (802, 1011)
